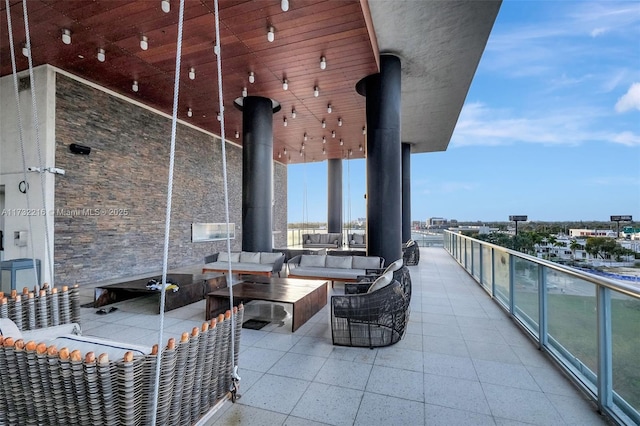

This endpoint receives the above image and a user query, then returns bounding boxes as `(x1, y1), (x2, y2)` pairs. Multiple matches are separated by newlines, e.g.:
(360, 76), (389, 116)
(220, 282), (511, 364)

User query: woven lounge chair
(331, 272), (408, 348)
(344, 258), (411, 304)
(402, 239), (420, 266)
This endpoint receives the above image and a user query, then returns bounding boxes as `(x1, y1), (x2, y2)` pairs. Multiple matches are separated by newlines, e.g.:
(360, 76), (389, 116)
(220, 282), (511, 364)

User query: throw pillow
(352, 256), (381, 270)
(0, 318), (23, 339)
(367, 271), (394, 293)
(384, 258), (404, 273)
(219, 252), (240, 262)
(240, 251), (261, 263)
(260, 252), (283, 264)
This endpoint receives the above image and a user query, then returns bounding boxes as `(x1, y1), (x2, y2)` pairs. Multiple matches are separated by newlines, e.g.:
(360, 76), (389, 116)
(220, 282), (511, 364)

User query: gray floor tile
(315, 357), (373, 390)
(548, 393), (606, 425)
(329, 345), (378, 364)
(423, 374), (491, 415)
(465, 340), (523, 364)
(482, 382), (565, 425)
(424, 404), (497, 426)
(423, 334), (469, 357)
(473, 359), (540, 391)
(253, 331), (301, 352)
(268, 352), (327, 381)
(423, 352), (478, 381)
(354, 392), (425, 425)
(239, 373), (309, 415)
(289, 335), (335, 358)
(290, 382), (363, 426)
(365, 365), (425, 402)
(283, 415), (332, 426)
(210, 404), (287, 426)
(238, 346), (286, 373)
(374, 346), (424, 372)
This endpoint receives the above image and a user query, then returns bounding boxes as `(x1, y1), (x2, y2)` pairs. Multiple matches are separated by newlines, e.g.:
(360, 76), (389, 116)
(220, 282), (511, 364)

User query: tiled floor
(77, 247), (609, 425)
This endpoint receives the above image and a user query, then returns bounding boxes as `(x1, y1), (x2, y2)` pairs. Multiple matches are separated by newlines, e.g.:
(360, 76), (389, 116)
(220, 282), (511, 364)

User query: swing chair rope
(21, 0), (55, 288)
(212, 0), (241, 388)
(150, 0), (185, 423)
(4, 0), (39, 288)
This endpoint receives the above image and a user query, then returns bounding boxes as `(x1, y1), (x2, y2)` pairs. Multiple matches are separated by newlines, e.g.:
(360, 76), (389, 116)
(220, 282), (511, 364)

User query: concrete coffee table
(206, 275), (328, 332)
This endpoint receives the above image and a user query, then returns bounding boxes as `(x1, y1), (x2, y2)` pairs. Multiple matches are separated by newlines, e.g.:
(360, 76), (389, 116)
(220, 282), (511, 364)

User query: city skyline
(287, 1), (640, 223)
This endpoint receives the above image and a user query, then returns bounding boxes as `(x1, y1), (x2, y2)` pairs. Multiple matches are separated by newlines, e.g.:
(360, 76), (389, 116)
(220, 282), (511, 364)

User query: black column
(239, 96), (279, 252)
(402, 142), (412, 243)
(327, 159), (342, 234)
(357, 54), (402, 265)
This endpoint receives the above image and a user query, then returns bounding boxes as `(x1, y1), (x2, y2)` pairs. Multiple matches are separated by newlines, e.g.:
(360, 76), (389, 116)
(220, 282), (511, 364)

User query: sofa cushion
(240, 251), (261, 263)
(300, 254), (326, 267)
(260, 252), (283, 264)
(326, 256), (352, 269)
(352, 256), (381, 270)
(49, 334), (150, 361)
(309, 234), (321, 243)
(0, 318), (22, 339)
(219, 252), (240, 262)
(353, 234), (364, 244)
(293, 267), (365, 280)
(367, 271), (394, 293)
(384, 258), (404, 274)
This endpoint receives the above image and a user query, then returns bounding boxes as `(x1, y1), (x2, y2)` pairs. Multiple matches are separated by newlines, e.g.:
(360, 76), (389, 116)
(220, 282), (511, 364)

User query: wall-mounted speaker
(69, 143), (91, 155)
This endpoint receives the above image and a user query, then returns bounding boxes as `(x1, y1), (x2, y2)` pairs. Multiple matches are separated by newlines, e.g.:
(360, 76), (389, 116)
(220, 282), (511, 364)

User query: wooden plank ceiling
(0, 0), (378, 164)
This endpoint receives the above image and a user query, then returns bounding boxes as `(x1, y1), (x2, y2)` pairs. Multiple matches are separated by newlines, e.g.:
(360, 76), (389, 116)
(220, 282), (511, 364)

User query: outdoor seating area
(348, 233), (366, 249)
(302, 233), (343, 248)
(203, 251), (285, 277)
(287, 254), (384, 286)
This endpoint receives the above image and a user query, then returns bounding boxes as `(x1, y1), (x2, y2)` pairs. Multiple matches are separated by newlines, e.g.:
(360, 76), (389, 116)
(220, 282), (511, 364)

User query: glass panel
(472, 241), (481, 281)
(546, 270), (597, 384)
(513, 257), (539, 335)
(465, 239), (472, 271)
(493, 250), (510, 308)
(611, 291), (640, 415)
(481, 245), (492, 292)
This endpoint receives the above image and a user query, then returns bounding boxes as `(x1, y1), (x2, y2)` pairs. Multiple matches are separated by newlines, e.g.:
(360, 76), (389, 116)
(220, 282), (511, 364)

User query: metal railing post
(596, 285), (612, 414)
(508, 254), (515, 316)
(538, 265), (548, 350)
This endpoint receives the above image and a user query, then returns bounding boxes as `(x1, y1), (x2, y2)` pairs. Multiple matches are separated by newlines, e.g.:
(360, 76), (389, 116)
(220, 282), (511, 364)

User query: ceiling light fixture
(338, 118), (343, 127)
(217, 112), (222, 121)
(242, 87), (248, 97)
(339, 139), (344, 146)
(161, 0), (170, 13)
(267, 26), (275, 42)
(140, 35), (148, 50)
(303, 133), (307, 141)
(278, 151), (282, 159)
(292, 108), (297, 118)
(313, 86), (319, 97)
(321, 119), (326, 128)
(362, 126), (366, 135)
(331, 130), (336, 138)
(248, 72), (255, 84)
(301, 142), (305, 150)
(322, 136), (326, 144)
(189, 67), (195, 80)
(235, 130), (240, 138)
(213, 42), (220, 56)
(61, 29), (71, 45)
(187, 108), (193, 117)
(320, 56), (327, 70)
(132, 80), (139, 92)
(283, 148), (287, 155)
(322, 147), (326, 154)
(97, 48), (105, 62)
(282, 78), (288, 90)
(348, 148), (352, 156)
(283, 117), (288, 127)
(22, 44), (29, 57)
(299, 150), (303, 157)
(281, 0), (290, 12)
(327, 104), (332, 113)
(359, 144), (363, 151)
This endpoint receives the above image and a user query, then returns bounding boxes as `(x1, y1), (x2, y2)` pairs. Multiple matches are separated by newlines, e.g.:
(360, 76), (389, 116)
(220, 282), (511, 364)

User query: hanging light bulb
(313, 86), (319, 97)
(140, 35), (148, 50)
(283, 148), (287, 155)
(187, 108), (193, 117)
(22, 44), (29, 57)
(362, 126), (366, 135)
(321, 119), (326, 129)
(97, 48), (105, 62)
(235, 130), (240, 138)
(248, 71), (255, 84)
(322, 136), (326, 144)
(132, 80), (139, 92)
(267, 26), (275, 42)
(213, 42), (220, 56)
(322, 147), (326, 155)
(359, 144), (363, 151)
(61, 29), (71, 45)
(281, 0), (290, 12)
(349, 149), (353, 156)
(217, 112), (221, 121)
(320, 56), (327, 70)
(282, 78), (288, 90)
(301, 142), (305, 150)
(292, 108), (297, 118)
(299, 149), (303, 157)
(161, 0), (170, 13)
(338, 117), (343, 127)
(242, 87), (248, 97)
(278, 151), (282, 159)
(339, 139), (344, 146)
(331, 130), (336, 138)
(188, 67), (196, 80)
(327, 104), (332, 113)
(283, 117), (288, 127)
(303, 132), (308, 141)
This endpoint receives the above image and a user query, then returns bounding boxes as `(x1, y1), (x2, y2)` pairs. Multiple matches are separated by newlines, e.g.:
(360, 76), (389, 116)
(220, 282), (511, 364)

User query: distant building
(569, 229), (616, 238)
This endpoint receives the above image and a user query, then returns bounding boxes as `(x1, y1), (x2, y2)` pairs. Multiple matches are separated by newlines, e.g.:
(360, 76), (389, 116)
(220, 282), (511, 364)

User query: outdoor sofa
(302, 233), (343, 248)
(203, 251), (285, 277)
(287, 254), (384, 287)
(347, 233), (366, 249)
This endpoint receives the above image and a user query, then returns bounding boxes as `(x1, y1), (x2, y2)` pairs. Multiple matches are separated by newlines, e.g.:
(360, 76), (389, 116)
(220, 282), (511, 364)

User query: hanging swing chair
(0, 1), (243, 424)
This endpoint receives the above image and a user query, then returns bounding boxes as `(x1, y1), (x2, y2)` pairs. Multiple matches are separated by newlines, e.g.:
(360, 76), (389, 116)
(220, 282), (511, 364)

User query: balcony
(72, 241), (626, 425)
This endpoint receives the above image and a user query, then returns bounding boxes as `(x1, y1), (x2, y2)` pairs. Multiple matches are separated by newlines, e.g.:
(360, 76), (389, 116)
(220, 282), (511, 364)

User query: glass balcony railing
(444, 230), (640, 426)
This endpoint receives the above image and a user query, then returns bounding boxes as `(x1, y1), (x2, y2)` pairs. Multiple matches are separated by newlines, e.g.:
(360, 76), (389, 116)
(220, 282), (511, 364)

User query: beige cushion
(260, 252), (283, 264)
(309, 234), (321, 243)
(240, 251), (261, 263)
(367, 271), (394, 293)
(353, 234), (364, 244)
(352, 256), (381, 270)
(384, 258), (404, 274)
(0, 318), (22, 339)
(300, 254), (326, 267)
(218, 252), (240, 262)
(326, 256), (352, 269)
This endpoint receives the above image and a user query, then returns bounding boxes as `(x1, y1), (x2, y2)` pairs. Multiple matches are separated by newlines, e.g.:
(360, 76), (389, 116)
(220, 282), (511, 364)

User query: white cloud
(615, 82), (640, 112)
(590, 27), (608, 37)
(587, 176), (640, 186)
(610, 131), (640, 147)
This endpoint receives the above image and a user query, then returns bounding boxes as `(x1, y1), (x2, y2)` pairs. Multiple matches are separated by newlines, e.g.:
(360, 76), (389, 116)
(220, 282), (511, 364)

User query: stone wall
(54, 74), (286, 285)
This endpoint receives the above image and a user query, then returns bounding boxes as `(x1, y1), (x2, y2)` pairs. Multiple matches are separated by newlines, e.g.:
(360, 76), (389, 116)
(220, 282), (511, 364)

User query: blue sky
(287, 1), (640, 223)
